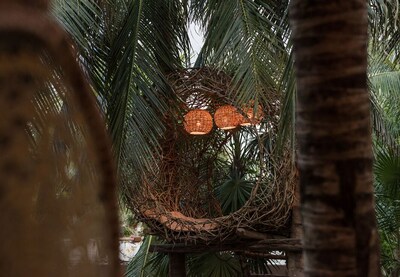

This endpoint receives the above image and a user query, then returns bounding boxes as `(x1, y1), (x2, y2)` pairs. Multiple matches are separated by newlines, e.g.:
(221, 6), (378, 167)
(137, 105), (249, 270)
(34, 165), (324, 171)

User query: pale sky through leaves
(189, 22), (204, 66)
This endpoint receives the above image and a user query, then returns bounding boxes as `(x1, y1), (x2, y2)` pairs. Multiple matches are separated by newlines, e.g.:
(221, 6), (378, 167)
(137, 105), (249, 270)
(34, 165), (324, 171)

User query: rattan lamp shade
(214, 105), (242, 130)
(184, 109), (213, 135)
(240, 104), (264, 126)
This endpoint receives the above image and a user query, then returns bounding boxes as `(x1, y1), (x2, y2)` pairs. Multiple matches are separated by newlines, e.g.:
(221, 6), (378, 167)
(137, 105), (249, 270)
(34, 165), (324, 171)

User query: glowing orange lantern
(214, 105), (242, 130)
(184, 109), (213, 135)
(240, 104), (263, 126)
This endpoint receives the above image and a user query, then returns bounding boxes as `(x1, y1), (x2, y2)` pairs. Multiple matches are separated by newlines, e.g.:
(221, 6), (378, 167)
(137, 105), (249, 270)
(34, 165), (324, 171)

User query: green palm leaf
(215, 172), (254, 215)
(53, 0), (190, 193)
(375, 149), (400, 204)
(125, 236), (169, 277)
(187, 252), (242, 277)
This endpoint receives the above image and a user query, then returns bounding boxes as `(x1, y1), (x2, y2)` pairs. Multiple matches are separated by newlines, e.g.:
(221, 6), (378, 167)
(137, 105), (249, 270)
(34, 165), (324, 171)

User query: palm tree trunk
(289, 1), (380, 276)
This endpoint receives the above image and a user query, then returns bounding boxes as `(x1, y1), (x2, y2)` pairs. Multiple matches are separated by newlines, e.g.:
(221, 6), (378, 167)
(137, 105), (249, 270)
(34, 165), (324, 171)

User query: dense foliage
(53, 0), (400, 275)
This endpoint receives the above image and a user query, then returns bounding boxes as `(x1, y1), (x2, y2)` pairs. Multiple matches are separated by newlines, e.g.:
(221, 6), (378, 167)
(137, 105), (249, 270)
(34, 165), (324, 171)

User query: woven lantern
(184, 109), (213, 135)
(214, 105), (242, 130)
(240, 104), (264, 126)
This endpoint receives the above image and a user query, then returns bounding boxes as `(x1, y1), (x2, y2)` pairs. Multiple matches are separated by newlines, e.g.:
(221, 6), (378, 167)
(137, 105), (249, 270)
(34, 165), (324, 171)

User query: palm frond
(277, 48), (296, 150)
(125, 236), (169, 277)
(375, 149), (400, 198)
(369, 53), (400, 149)
(370, 70), (400, 132)
(53, 0), (190, 191)
(369, 0), (400, 63)
(191, 0), (290, 104)
(215, 172), (254, 215)
(187, 252), (242, 277)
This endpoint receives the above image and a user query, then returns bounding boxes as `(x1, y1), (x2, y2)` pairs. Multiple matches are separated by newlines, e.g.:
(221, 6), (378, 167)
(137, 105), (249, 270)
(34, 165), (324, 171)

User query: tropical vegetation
(52, 0), (400, 276)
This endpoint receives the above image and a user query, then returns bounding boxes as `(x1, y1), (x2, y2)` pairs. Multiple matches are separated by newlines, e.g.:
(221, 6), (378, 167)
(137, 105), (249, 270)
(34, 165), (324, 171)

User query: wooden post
(169, 253), (186, 277)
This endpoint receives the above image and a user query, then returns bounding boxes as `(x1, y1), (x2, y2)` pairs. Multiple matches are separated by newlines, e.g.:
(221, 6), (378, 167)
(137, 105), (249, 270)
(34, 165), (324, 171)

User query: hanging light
(184, 109), (213, 135)
(214, 105), (242, 130)
(240, 103), (263, 126)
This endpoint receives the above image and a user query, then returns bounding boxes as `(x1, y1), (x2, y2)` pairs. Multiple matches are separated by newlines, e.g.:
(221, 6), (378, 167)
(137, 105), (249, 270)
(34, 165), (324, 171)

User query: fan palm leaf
(187, 252), (242, 277)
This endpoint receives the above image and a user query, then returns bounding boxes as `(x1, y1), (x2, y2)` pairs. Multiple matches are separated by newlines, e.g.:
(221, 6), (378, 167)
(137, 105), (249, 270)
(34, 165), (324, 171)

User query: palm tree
(289, 0), (381, 275)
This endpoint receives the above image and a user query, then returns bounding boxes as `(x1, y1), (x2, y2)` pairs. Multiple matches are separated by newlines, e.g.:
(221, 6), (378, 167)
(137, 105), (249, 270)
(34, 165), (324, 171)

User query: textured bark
(289, 1), (380, 276)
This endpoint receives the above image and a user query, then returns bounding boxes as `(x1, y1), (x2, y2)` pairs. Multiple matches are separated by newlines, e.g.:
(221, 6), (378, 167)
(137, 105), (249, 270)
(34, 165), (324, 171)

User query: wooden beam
(236, 228), (286, 240)
(249, 239), (302, 252)
(241, 251), (286, 260)
(150, 243), (241, 253)
(250, 275), (288, 277)
(119, 236), (142, 243)
(150, 239), (302, 254)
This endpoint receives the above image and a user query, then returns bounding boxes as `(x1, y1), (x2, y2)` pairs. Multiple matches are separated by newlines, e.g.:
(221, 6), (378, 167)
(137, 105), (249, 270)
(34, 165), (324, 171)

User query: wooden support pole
(169, 253), (186, 277)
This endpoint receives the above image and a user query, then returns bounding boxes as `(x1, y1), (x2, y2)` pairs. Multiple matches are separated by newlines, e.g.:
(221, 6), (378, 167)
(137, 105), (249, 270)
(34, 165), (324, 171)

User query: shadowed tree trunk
(289, 1), (380, 276)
